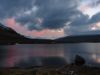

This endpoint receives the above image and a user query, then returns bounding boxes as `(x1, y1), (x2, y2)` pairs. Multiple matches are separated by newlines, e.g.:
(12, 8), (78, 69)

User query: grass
(0, 65), (100, 75)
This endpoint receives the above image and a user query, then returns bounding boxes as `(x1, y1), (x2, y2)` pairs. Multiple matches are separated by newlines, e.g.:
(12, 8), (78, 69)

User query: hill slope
(1, 23), (100, 44)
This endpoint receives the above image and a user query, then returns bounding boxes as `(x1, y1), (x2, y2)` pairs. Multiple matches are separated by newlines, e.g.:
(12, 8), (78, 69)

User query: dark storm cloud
(15, 0), (79, 30)
(0, 0), (100, 33)
(15, 0), (100, 31)
(0, 0), (34, 18)
(41, 9), (80, 29)
(89, 12), (100, 24)
(70, 13), (89, 26)
(16, 15), (35, 25)
(71, 12), (100, 26)
(64, 11), (100, 35)
(64, 12), (89, 35)
(96, 0), (100, 5)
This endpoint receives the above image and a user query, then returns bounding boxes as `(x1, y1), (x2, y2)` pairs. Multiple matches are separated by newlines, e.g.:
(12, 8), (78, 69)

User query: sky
(0, 0), (100, 39)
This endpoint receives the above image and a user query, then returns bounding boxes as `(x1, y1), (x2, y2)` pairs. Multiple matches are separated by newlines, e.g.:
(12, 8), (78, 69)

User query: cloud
(0, 0), (36, 19)
(0, 0), (100, 38)
(89, 12), (100, 24)
(64, 11), (100, 35)
(70, 12), (89, 26)
(96, 0), (100, 5)
(0, 0), (79, 30)
(5, 18), (65, 39)
(15, 0), (79, 30)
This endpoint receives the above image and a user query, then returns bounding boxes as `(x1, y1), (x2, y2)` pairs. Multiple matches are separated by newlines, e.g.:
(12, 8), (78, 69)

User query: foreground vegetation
(0, 65), (100, 75)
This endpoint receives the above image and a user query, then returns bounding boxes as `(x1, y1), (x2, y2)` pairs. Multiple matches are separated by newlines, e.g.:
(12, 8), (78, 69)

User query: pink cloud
(5, 18), (64, 39)
(5, 18), (16, 27)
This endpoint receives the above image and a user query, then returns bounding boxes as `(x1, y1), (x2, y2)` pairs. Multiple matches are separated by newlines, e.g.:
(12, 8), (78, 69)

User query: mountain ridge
(1, 23), (100, 44)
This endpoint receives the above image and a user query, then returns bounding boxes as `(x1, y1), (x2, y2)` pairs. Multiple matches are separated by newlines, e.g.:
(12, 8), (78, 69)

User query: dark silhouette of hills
(1, 23), (100, 44)
(55, 34), (100, 43)
(0, 23), (52, 44)
(0, 23), (27, 44)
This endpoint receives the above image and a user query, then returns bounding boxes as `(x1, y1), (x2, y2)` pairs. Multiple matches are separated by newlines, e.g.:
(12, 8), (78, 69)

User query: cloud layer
(0, 0), (100, 38)
(15, 0), (79, 30)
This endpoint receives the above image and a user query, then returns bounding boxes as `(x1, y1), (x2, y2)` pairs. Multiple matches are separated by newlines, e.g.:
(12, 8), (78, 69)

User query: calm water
(0, 43), (100, 67)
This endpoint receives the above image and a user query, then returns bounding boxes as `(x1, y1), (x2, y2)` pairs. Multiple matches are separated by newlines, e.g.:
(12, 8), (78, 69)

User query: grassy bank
(0, 65), (100, 75)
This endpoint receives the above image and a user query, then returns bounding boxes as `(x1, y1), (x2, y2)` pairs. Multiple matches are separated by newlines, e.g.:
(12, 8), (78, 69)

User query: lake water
(0, 43), (100, 67)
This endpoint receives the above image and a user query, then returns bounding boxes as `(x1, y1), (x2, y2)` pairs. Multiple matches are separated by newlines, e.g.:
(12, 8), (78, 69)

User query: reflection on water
(0, 43), (100, 67)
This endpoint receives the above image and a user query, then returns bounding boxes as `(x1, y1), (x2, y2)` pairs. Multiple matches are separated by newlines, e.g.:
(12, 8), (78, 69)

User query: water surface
(0, 43), (100, 67)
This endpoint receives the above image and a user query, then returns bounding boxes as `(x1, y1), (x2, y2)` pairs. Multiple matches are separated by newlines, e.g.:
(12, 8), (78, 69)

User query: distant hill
(0, 23), (29, 44)
(0, 23), (52, 44)
(55, 34), (100, 43)
(1, 23), (100, 44)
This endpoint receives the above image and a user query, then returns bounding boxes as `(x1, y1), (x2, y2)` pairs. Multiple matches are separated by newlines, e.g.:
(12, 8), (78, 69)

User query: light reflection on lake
(0, 43), (100, 67)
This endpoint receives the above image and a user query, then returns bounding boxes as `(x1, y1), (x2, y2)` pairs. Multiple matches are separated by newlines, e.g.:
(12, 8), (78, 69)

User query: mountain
(0, 23), (53, 44)
(0, 23), (28, 44)
(55, 34), (100, 43)
(1, 23), (100, 44)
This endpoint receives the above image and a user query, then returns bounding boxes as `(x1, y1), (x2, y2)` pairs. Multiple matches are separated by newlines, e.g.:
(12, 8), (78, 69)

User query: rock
(74, 55), (85, 66)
